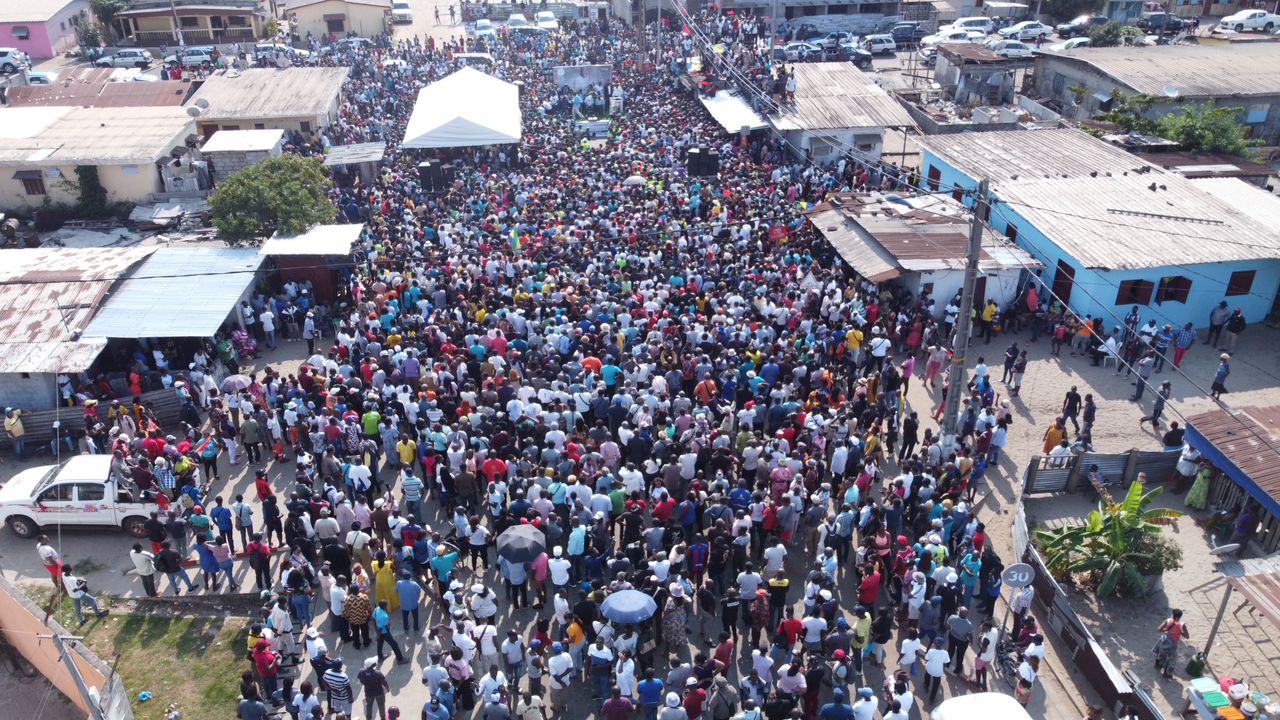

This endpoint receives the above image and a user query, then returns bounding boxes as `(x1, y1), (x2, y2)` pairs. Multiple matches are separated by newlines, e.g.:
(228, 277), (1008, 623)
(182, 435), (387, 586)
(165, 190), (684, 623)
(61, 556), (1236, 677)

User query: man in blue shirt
(395, 570), (423, 633)
(637, 668), (665, 720)
(372, 599), (407, 664)
(819, 688), (854, 720)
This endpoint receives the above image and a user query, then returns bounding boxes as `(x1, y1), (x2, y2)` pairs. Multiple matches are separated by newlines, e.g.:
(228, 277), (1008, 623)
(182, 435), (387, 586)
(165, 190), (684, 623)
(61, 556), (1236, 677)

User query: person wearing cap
(1225, 306), (1247, 352)
(357, 655), (390, 720)
(817, 688), (853, 720)
(1211, 353), (1231, 400)
(4, 406), (24, 460)
(546, 643), (575, 713)
(922, 636), (950, 704)
(395, 569), (423, 633)
(659, 692), (688, 720)
(1141, 380), (1173, 431)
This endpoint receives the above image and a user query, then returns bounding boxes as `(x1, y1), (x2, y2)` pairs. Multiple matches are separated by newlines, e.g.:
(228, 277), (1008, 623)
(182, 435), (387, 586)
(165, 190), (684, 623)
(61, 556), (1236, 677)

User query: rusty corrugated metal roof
(0, 248), (154, 374)
(1188, 405), (1280, 506)
(6, 79), (193, 108)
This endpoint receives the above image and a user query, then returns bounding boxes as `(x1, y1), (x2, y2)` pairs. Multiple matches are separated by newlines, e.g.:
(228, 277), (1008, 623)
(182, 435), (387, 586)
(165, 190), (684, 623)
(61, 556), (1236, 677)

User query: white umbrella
(623, 175), (646, 186)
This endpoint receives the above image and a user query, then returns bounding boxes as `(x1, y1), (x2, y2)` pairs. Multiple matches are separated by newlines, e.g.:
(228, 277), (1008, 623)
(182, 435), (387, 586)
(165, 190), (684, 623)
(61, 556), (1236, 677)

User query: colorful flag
(510, 226), (521, 251)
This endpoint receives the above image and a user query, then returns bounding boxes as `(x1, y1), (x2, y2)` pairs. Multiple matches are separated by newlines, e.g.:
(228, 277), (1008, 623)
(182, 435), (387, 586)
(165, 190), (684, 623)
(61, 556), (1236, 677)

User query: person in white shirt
(547, 643), (576, 713)
(922, 637), (950, 704)
(898, 627), (922, 675)
(974, 620), (999, 690)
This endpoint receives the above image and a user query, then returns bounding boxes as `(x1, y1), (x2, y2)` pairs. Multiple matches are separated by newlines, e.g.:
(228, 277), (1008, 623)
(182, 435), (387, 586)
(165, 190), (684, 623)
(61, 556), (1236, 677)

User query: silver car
(94, 48), (154, 68)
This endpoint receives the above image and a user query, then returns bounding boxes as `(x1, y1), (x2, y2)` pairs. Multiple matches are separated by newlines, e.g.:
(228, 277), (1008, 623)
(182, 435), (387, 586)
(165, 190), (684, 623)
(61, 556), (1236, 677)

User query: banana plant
(1033, 481), (1183, 597)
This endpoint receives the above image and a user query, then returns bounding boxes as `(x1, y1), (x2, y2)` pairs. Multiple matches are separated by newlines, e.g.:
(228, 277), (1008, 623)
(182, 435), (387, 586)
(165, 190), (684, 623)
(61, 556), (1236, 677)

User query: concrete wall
(290, 0), (390, 38)
(1032, 56), (1280, 144)
(922, 148), (1280, 328)
(0, 373), (60, 411)
(783, 128), (885, 164)
(207, 146), (282, 183)
(904, 266), (1025, 317)
(0, 163), (165, 211)
(0, 575), (133, 719)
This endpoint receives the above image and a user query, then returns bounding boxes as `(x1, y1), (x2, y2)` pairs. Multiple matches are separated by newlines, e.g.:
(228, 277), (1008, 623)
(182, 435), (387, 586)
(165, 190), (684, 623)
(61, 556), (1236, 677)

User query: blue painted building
(916, 128), (1280, 330)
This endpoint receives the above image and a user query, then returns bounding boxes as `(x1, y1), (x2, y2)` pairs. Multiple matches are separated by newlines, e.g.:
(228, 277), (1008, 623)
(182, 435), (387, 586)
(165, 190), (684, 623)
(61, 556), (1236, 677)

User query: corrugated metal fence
(1023, 448), (1181, 495)
(13, 388), (185, 452)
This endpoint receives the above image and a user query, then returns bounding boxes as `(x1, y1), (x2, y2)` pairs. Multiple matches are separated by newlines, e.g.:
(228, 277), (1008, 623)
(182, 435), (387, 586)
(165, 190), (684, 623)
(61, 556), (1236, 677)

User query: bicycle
(995, 637), (1021, 687)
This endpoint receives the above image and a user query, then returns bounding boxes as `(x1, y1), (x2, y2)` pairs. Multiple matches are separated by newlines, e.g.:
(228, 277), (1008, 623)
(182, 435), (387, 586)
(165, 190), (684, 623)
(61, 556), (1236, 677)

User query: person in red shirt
(682, 678), (707, 719)
(858, 563), (882, 606)
(252, 639), (280, 702)
(254, 469), (275, 502)
(602, 688), (634, 720)
(481, 455), (507, 485)
(653, 494), (677, 526)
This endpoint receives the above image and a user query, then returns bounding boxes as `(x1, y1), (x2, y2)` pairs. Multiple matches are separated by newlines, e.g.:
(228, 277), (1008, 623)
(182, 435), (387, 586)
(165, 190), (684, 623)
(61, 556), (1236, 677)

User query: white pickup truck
(0, 455), (153, 538)
(1221, 9), (1280, 32)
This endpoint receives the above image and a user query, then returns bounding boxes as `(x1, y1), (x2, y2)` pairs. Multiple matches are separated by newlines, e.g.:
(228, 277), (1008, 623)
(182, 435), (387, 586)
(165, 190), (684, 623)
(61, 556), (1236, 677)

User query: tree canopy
(1092, 91), (1257, 156)
(211, 155), (337, 246)
(1087, 21), (1145, 47)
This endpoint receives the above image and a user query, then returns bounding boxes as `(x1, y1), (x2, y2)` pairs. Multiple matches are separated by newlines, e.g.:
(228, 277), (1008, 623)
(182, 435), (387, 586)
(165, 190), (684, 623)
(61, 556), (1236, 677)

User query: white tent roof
(401, 67), (522, 149)
(699, 90), (767, 133)
(260, 224), (362, 256)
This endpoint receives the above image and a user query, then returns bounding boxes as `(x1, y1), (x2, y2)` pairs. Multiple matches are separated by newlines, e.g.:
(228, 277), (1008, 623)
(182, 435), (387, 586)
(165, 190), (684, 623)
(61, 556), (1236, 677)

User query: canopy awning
(84, 247), (262, 339)
(261, 224), (362, 256)
(401, 67), (522, 149)
(698, 90), (768, 133)
(1186, 406), (1280, 520)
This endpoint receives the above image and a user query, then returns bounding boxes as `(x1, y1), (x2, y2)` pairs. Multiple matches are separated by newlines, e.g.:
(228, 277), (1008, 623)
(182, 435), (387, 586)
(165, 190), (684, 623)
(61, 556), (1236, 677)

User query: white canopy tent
(401, 67), (522, 149)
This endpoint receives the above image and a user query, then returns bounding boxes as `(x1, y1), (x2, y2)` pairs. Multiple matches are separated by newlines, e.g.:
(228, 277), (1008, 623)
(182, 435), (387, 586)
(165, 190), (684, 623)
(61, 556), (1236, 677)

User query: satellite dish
(1163, 84), (1180, 98)
(186, 106), (203, 118)
(194, 98), (210, 109)
(1210, 543), (1240, 556)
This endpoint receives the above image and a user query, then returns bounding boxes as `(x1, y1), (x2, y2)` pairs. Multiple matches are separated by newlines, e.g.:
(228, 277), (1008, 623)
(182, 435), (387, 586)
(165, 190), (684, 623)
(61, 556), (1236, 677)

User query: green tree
(211, 155), (336, 246)
(1034, 480), (1182, 598)
(1094, 90), (1159, 135)
(90, 0), (132, 40)
(1087, 21), (1145, 47)
(1043, 0), (1103, 22)
(72, 11), (104, 49)
(1157, 102), (1257, 156)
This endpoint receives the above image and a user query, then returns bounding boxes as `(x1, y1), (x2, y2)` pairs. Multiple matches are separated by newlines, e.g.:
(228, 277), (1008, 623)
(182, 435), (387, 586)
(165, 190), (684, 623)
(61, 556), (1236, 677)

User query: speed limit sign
(1002, 563), (1035, 589)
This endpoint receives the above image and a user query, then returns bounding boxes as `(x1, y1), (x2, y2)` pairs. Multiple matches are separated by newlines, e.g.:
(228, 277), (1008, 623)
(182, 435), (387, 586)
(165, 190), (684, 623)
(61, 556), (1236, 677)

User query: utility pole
(46, 635), (105, 720)
(939, 178), (989, 453)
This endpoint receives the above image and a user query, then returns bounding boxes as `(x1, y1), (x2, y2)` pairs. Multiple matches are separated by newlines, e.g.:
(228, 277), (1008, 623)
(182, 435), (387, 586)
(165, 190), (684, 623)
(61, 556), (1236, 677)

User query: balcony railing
(131, 27), (258, 45)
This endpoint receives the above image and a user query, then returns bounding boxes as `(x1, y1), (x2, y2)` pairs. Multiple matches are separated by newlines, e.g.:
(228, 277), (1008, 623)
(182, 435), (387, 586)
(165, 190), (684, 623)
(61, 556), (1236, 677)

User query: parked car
(475, 18), (497, 38)
(1047, 36), (1091, 50)
(891, 21), (928, 46)
(391, 0), (413, 23)
(836, 41), (875, 68)
(506, 13), (530, 30)
(164, 45), (218, 69)
(987, 38), (1035, 57)
(999, 20), (1053, 40)
(0, 47), (31, 73)
(95, 48), (152, 68)
(1219, 9), (1280, 31)
(25, 70), (58, 85)
(1055, 14), (1109, 37)
(815, 31), (856, 50)
(791, 23), (823, 41)
(323, 37), (375, 53)
(1137, 12), (1185, 32)
(0, 456), (152, 539)
(941, 16), (995, 35)
(861, 34), (898, 54)
(535, 10), (558, 30)
(776, 41), (823, 61)
(253, 42), (311, 65)
(920, 28), (987, 47)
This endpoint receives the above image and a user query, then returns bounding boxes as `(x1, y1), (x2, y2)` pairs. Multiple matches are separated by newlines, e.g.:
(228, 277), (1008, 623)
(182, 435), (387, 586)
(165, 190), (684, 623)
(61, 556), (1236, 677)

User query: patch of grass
(16, 583), (248, 720)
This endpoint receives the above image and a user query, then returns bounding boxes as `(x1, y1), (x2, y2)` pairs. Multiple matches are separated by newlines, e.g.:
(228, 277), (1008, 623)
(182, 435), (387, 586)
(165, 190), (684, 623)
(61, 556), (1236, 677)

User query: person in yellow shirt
(981, 300), (998, 344)
(845, 327), (864, 367)
(396, 435), (418, 468)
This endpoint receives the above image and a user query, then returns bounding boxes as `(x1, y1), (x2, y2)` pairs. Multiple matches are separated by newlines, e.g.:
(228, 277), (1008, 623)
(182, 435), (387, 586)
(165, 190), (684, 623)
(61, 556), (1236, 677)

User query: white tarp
(401, 67), (522, 149)
(699, 90), (768, 133)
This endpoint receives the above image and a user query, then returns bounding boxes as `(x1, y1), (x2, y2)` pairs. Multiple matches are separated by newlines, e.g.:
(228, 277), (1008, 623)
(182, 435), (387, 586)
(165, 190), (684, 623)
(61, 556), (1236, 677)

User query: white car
(920, 28), (987, 47)
(1220, 9), (1280, 31)
(506, 13), (529, 30)
(164, 46), (218, 68)
(939, 16), (995, 35)
(0, 455), (153, 539)
(999, 20), (1053, 40)
(861, 34), (898, 55)
(0, 47), (30, 73)
(778, 41), (823, 61)
(391, 0), (413, 23)
(1047, 36), (1091, 50)
(475, 18), (497, 38)
(25, 70), (58, 86)
(535, 11), (558, 30)
(94, 48), (153, 68)
(987, 39), (1035, 57)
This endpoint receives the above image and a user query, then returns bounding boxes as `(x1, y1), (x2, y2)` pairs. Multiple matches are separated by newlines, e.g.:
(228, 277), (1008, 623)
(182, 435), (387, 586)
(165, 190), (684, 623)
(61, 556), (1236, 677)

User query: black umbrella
(496, 524), (545, 563)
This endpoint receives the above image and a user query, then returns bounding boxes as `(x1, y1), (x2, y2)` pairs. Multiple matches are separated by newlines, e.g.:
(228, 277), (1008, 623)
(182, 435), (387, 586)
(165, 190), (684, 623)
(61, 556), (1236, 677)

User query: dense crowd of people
(27, 13), (1054, 720)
